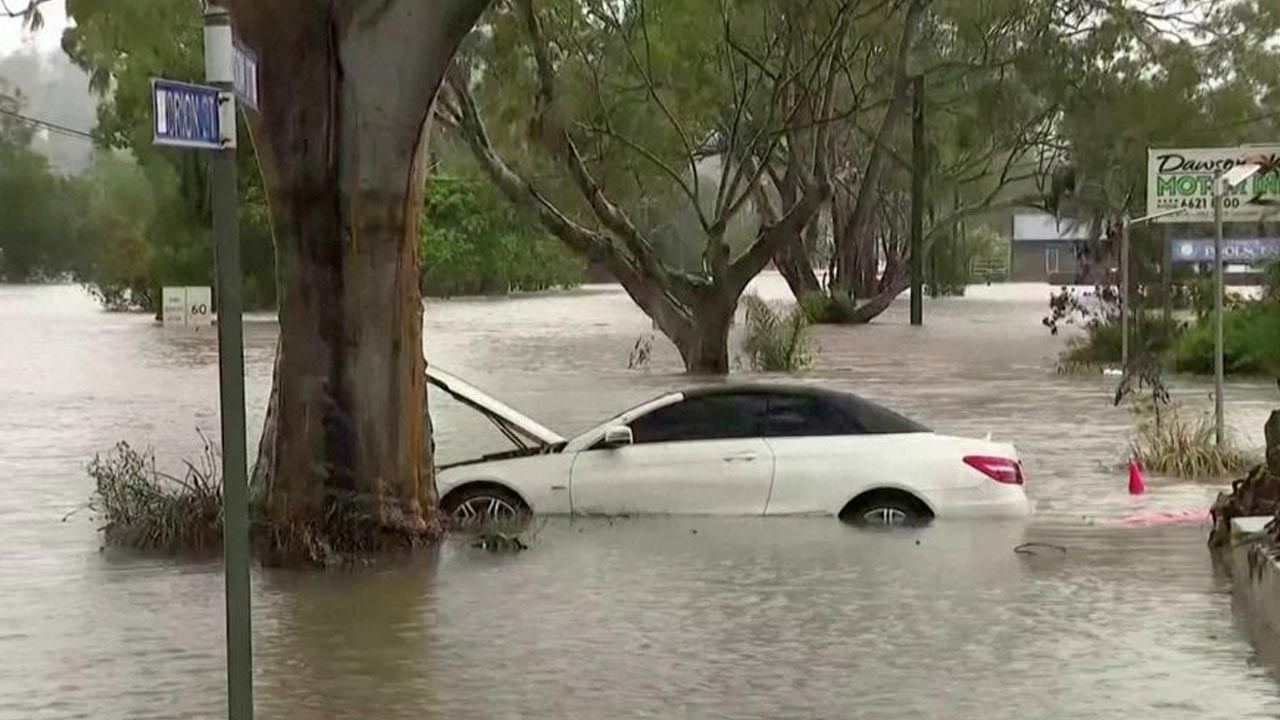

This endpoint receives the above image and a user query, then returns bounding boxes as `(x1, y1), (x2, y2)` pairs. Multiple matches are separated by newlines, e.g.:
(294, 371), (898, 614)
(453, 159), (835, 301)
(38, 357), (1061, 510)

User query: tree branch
(731, 181), (828, 290)
(575, 122), (701, 214)
(842, 0), (931, 257)
(515, 0), (678, 293)
(443, 75), (611, 263)
(1, 0), (51, 28)
(594, 0), (707, 230)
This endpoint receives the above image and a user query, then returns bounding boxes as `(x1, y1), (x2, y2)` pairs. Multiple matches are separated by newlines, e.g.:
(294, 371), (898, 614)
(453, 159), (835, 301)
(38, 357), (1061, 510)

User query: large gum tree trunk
(231, 0), (490, 560)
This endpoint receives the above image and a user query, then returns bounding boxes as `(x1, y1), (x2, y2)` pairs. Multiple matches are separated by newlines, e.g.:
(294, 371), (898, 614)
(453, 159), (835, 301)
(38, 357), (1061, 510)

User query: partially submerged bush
(1173, 301), (1280, 378)
(88, 438), (222, 553)
(1051, 306), (1182, 373)
(740, 294), (816, 372)
(798, 291), (858, 324)
(1129, 400), (1256, 480)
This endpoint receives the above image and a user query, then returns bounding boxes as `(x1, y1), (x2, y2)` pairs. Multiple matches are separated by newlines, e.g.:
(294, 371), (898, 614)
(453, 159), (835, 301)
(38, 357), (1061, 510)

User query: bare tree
(757, 0), (1065, 322)
(440, 0), (846, 373)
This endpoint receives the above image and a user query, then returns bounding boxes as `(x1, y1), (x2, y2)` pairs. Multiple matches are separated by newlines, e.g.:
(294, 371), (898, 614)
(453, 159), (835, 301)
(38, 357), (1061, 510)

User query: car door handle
(724, 453), (759, 462)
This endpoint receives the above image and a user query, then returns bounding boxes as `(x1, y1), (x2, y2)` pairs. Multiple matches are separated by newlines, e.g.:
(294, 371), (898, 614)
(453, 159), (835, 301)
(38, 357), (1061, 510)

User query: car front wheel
(442, 486), (529, 526)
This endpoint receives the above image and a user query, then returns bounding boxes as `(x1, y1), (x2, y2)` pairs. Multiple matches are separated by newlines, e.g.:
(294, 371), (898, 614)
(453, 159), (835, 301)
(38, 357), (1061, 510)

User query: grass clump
(1129, 400), (1257, 480)
(87, 436), (223, 553)
(740, 294), (816, 372)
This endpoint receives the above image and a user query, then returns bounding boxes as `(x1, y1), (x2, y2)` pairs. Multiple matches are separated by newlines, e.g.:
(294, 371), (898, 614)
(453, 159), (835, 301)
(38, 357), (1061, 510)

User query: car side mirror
(601, 426), (634, 448)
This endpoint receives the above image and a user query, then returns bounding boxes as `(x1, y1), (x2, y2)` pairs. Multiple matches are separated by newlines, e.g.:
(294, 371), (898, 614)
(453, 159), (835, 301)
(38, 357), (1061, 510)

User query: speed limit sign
(185, 286), (212, 327)
(162, 286), (213, 328)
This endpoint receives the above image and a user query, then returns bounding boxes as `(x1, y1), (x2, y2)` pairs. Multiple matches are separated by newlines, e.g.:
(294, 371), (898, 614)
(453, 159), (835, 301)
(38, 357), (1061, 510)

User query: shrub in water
(1128, 400), (1256, 480)
(1173, 301), (1280, 378)
(87, 437), (223, 553)
(798, 291), (858, 324)
(740, 294), (816, 372)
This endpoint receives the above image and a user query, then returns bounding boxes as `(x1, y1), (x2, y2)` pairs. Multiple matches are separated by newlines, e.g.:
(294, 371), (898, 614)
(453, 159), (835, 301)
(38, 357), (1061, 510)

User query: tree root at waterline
(251, 497), (446, 568)
(1209, 411), (1280, 549)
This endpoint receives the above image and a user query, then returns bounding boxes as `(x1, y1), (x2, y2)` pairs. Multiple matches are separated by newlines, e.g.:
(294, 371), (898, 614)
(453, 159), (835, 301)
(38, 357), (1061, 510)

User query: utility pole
(1213, 167), (1225, 447)
(910, 74), (925, 326)
(204, 3), (253, 718)
(1119, 215), (1130, 370)
(1161, 228), (1172, 328)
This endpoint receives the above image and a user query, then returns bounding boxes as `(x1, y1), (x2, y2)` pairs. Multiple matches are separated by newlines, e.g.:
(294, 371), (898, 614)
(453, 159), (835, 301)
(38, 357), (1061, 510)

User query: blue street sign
(233, 41), (259, 111)
(151, 78), (226, 150)
(1170, 237), (1280, 264)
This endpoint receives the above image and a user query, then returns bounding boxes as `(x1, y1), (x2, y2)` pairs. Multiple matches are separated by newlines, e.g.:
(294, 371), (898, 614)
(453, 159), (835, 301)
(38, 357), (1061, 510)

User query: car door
(760, 392), (916, 515)
(568, 393), (775, 515)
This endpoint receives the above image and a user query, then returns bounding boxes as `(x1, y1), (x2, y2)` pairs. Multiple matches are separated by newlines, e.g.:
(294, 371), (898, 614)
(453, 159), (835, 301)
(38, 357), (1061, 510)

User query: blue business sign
(1170, 237), (1280, 264)
(151, 78), (227, 150)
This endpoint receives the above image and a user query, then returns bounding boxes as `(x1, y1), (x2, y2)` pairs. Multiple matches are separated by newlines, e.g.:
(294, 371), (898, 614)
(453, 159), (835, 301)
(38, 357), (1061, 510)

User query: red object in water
(1128, 459), (1146, 495)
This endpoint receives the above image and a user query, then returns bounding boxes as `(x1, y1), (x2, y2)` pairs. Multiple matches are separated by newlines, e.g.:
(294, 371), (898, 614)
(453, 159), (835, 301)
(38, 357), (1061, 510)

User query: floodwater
(2, 277), (1279, 719)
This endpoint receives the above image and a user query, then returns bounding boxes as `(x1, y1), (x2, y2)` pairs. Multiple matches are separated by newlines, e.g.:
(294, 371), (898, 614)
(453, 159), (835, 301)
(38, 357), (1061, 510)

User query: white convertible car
(428, 367), (1030, 527)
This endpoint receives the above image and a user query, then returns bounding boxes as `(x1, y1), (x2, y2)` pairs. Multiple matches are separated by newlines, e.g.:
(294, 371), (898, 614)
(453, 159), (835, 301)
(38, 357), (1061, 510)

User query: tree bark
(849, 273), (910, 323)
(832, 0), (927, 299)
(775, 238), (822, 300)
(658, 289), (736, 374)
(771, 166), (822, 299)
(229, 0), (491, 561)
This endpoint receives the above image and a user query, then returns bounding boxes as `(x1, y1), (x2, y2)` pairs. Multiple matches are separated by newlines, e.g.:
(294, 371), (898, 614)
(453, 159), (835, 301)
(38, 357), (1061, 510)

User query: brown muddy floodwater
(2, 277), (1279, 719)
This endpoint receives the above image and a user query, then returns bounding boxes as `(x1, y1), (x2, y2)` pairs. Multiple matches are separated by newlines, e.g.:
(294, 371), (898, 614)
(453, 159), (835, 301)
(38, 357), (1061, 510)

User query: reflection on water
(1, 280), (1278, 719)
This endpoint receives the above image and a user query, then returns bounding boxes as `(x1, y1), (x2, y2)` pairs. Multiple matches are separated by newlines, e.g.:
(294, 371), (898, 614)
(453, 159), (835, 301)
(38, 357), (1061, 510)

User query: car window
(763, 392), (930, 437)
(765, 394), (855, 437)
(842, 396), (929, 434)
(629, 394), (767, 444)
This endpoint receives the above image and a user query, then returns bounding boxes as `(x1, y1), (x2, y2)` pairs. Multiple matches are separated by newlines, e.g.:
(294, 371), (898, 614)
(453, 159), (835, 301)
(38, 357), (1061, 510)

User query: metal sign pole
(205, 3), (254, 719)
(1213, 168), (1225, 447)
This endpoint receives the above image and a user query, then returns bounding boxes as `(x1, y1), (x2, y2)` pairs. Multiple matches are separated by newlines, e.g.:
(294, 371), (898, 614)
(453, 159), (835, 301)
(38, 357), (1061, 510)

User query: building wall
(1011, 241), (1114, 284)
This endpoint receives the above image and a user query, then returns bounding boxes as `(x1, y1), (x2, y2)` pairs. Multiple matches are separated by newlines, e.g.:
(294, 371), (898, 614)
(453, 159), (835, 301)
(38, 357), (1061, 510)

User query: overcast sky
(0, 0), (67, 56)
(0, 0), (94, 173)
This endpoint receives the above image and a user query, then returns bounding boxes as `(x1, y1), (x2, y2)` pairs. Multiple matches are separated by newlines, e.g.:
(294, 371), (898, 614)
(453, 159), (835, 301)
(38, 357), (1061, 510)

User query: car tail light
(964, 455), (1025, 485)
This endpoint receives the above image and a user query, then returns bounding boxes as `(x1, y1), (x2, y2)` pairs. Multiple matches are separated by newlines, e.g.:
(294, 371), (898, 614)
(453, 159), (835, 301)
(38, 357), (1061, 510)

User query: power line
(0, 107), (97, 142)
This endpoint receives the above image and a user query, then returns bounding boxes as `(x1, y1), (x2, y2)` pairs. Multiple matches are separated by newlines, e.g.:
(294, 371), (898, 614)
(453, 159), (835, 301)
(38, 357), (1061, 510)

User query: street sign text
(152, 78), (231, 150)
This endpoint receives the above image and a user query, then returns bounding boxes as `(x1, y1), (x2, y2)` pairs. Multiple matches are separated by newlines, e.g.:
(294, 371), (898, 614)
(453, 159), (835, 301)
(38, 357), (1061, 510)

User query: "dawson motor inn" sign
(1147, 146), (1280, 223)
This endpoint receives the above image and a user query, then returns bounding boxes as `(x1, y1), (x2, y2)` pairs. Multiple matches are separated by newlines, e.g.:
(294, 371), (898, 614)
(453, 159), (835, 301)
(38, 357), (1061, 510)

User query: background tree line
(438, 0), (1280, 370)
(9, 0), (1279, 341)
(0, 0), (583, 309)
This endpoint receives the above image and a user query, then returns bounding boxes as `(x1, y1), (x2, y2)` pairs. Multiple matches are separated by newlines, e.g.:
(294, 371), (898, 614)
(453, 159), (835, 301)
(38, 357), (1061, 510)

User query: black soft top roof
(680, 382), (930, 433)
(684, 382), (847, 399)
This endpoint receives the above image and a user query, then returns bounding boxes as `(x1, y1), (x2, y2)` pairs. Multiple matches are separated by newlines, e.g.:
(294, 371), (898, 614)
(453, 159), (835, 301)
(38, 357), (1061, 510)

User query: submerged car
(427, 367), (1030, 527)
